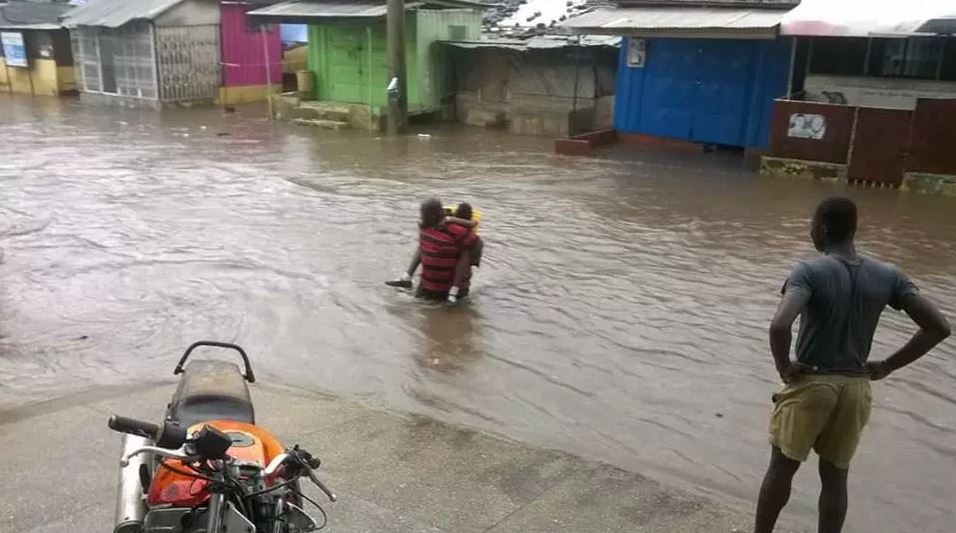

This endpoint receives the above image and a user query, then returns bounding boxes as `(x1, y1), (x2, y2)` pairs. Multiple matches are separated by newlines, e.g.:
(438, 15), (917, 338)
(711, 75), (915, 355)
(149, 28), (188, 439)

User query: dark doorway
(98, 32), (117, 94)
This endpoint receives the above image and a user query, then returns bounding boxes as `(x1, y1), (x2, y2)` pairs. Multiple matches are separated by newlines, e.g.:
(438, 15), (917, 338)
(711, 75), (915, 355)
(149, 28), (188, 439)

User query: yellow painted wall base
(219, 84), (281, 105)
(30, 59), (60, 96)
(8, 65), (33, 93)
(1, 59), (74, 96)
(57, 65), (76, 93)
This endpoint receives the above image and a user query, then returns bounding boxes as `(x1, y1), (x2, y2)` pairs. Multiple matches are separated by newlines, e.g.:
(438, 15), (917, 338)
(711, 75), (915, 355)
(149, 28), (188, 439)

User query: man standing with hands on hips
(754, 197), (950, 533)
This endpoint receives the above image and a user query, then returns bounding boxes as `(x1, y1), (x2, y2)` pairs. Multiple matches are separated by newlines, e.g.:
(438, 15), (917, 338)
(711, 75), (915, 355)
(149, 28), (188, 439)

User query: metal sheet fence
(769, 100), (855, 164)
(847, 107), (912, 186)
(907, 98), (956, 175)
(769, 98), (956, 187)
(155, 24), (220, 103)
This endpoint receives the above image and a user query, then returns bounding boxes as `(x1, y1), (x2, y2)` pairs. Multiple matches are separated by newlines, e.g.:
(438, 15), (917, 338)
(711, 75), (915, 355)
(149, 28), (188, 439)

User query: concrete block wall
(456, 90), (609, 137)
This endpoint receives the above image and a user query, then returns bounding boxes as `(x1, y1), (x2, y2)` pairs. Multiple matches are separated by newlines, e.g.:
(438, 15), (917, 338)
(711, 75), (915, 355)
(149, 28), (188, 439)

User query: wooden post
(366, 26), (373, 108)
(28, 62), (36, 96)
(261, 27), (274, 119)
(570, 35), (581, 137)
(386, 0), (408, 134)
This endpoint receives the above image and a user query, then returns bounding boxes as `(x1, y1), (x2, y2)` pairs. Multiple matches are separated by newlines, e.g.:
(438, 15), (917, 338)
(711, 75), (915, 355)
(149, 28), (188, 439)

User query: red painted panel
(847, 107), (911, 187)
(220, 3), (282, 87)
(906, 98), (956, 175)
(769, 99), (856, 164)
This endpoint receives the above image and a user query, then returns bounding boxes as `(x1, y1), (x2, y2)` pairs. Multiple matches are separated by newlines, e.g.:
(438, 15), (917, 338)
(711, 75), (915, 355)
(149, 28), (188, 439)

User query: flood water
(1, 95), (955, 532)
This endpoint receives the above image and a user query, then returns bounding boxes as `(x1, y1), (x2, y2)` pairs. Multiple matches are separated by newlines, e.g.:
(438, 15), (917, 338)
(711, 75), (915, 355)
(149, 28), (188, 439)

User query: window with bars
(869, 38), (943, 79)
(111, 25), (156, 98)
(74, 29), (101, 92)
(808, 36), (956, 82)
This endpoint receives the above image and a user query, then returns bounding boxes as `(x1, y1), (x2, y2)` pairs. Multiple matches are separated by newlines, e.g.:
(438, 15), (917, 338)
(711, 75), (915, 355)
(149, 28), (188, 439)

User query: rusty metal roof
(561, 6), (788, 34)
(62, 0), (186, 28)
(490, 0), (593, 30)
(443, 34), (619, 50)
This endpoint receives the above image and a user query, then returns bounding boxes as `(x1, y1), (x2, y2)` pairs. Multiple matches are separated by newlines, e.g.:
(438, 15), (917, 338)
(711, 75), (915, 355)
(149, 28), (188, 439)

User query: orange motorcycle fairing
(147, 420), (286, 507)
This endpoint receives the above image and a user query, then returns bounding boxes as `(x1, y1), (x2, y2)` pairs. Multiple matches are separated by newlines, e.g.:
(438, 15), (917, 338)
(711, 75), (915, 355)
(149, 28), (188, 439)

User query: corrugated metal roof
(482, 0), (610, 40)
(249, 0), (479, 20)
(444, 39), (542, 50)
(492, 0), (591, 30)
(444, 34), (619, 50)
(561, 6), (786, 34)
(0, 1), (72, 29)
(249, 1), (391, 18)
(62, 0), (186, 28)
(0, 22), (64, 29)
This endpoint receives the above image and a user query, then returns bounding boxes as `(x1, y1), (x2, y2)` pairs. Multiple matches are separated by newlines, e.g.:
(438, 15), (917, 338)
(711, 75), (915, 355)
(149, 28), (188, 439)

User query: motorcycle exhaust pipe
(114, 434), (151, 533)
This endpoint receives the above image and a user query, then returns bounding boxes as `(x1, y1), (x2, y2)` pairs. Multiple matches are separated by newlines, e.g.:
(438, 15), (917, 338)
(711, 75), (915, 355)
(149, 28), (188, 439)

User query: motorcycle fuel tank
(147, 421), (284, 508)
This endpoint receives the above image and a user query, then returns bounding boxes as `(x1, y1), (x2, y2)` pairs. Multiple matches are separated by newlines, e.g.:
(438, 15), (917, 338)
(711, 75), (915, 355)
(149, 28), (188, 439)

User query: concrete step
(313, 110), (351, 122)
(292, 118), (350, 131)
(300, 102), (352, 122)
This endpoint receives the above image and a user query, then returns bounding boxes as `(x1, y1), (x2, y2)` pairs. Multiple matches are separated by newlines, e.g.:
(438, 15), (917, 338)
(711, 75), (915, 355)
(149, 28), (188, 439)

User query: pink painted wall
(220, 3), (282, 87)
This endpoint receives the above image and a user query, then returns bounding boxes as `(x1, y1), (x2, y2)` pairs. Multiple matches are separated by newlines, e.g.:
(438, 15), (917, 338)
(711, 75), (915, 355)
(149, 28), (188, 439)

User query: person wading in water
(754, 197), (950, 533)
(386, 198), (478, 307)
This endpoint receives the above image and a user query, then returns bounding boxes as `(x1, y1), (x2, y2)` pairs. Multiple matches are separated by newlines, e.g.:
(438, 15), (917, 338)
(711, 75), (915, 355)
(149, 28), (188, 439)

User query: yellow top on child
(443, 203), (481, 233)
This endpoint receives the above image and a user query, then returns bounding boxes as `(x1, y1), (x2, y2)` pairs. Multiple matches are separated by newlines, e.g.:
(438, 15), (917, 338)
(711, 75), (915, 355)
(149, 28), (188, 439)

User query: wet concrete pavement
(0, 384), (796, 533)
(2, 94), (956, 532)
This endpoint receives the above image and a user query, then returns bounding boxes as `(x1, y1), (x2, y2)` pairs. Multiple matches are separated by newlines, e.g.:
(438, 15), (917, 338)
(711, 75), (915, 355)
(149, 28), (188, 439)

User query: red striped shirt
(419, 223), (477, 292)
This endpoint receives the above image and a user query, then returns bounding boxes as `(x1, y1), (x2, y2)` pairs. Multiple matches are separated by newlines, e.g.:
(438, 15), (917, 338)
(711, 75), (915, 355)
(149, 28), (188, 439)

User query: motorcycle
(109, 341), (336, 533)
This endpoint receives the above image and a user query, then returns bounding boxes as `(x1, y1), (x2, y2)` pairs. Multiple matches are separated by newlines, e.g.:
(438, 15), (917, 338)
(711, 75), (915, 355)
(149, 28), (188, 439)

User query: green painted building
(251, 1), (481, 115)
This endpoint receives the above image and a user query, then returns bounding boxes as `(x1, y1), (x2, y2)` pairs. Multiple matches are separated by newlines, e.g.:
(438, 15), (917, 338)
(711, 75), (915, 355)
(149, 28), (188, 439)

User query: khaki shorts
(769, 374), (872, 470)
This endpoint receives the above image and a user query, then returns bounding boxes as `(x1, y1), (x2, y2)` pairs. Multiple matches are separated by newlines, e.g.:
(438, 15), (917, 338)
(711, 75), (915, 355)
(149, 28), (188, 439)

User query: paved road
(0, 383), (807, 533)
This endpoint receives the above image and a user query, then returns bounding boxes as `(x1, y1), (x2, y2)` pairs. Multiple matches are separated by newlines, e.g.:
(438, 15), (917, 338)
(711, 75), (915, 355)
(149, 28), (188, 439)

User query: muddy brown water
(1, 95), (954, 532)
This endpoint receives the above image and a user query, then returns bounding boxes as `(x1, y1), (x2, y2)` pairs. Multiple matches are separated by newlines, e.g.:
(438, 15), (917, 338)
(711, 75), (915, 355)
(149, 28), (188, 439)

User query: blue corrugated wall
(614, 37), (792, 148)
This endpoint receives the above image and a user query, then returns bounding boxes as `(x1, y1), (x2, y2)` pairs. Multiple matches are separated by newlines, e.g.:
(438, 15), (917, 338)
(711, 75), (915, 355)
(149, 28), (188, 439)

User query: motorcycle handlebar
(307, 468), (337, 502)
(270, 447), (336, 502)
(120, 446), (199, 468)
(108, 414), (160, 440)
(108, 415), (187, 449)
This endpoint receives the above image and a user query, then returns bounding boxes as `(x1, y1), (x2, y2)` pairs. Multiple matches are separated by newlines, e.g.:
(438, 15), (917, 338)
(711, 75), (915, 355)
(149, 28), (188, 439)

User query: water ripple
(2, 95), (955, 532)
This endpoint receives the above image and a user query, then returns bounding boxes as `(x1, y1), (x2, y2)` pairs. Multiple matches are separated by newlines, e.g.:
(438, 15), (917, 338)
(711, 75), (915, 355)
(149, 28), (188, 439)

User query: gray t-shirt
(783, 254), (918, 374)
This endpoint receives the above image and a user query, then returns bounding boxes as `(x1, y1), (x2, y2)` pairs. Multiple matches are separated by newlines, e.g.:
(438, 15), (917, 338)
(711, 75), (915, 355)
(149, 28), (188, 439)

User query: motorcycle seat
(167, 359), (255, 429)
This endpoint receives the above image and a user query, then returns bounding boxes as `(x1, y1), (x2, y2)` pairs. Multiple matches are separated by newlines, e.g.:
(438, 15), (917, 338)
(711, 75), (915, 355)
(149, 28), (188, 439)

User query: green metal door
(326, 26), (369, 104)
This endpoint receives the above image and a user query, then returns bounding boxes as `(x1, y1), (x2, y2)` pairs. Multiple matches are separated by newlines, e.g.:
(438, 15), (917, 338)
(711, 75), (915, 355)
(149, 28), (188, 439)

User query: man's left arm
(770, 290), (810, 382)
(770, 263), (812, 382)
